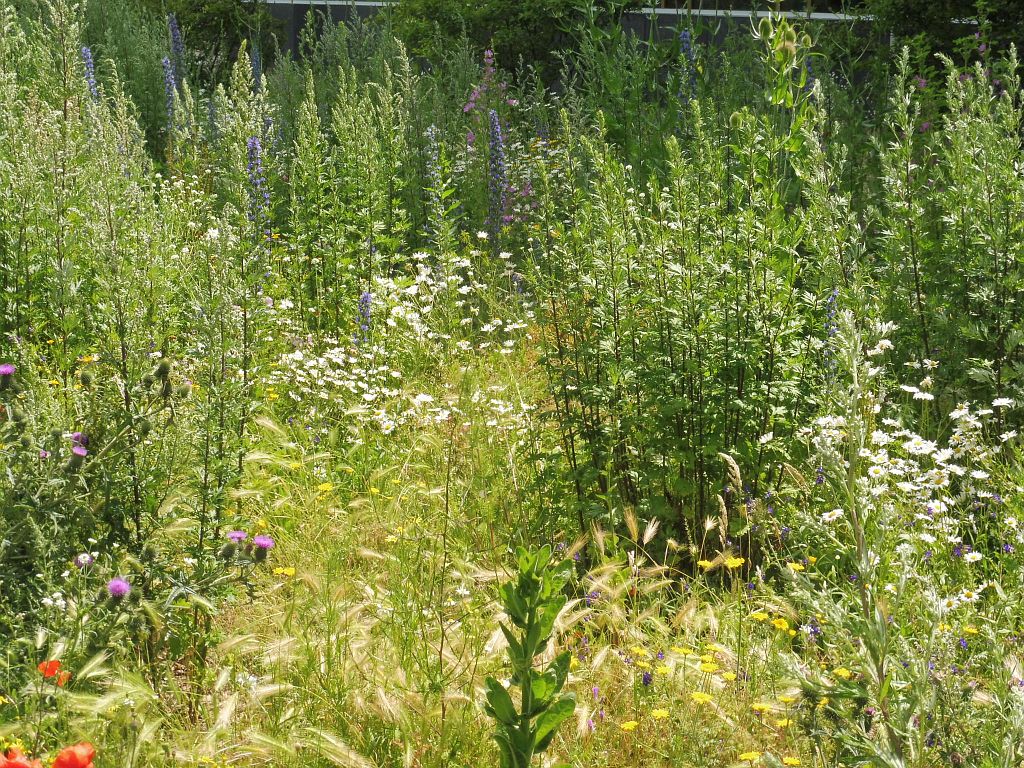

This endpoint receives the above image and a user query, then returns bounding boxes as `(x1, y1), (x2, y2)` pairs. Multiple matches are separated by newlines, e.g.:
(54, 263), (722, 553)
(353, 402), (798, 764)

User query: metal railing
(262, 0), (863, 22)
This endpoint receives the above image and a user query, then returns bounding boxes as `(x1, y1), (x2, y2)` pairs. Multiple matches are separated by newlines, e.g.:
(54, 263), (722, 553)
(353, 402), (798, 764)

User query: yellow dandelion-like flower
(817, 697), (830, 709)
(738, 751), (761, 762)
(721, 671), (737, 681)
(272, 566), (296, 577)
(690, 691), (713, 705)
(651, 708), (670, 720)
(656, 665), (671, 675)
(750, 703), (771, 715)
(636, 660), (652, 670)
(697, 559), (714, 570)
(569, 657), (580, 671)
(963, 625), (979, 635)
(775, 718), (794, 727)
(772, 618), (790, 631)
(778, 695), (797, 704)
(787, 562), (805, 572)
(317, 482), (334, 492)
(783, 757), (802, 766)
(370, 487), (381, 495)
(288, 461), (302, 470)
(832, 667), (853, 681)
(700, 653), (716, 663)
(700, 662), (719, 674)
(725, 556), (745, 569)
(620, 720), (639, 732)
(630, 645), (650, 658)
(750, 611), (770, 622)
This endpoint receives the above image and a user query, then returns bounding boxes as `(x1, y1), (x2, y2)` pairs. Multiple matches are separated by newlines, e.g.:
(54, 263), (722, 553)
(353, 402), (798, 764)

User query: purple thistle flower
(71, 431), (88, 447)
(0, 363), (15, 376)
(227, 530), (248, 543)
(107, 577), (131, 599)
(39, 450), (50, 459)
(71, 445), (88, 458)
(81, 47), (98, 101)
(253, 535), (275, 550)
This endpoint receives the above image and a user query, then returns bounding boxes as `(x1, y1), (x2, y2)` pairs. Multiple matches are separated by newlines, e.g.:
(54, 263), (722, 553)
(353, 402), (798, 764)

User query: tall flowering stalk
(488, 109), (508, 239)
(162, 56), (176, 128)
(246, 135), (270, 233)
(679, 29), (698, 103)
(168, 13), (184, 84)
(354, 291), (372, 345)
(81, 46), (97, 101)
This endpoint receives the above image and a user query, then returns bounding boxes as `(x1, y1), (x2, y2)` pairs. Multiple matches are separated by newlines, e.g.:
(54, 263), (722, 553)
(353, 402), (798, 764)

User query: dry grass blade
(302, 727), (375, 767)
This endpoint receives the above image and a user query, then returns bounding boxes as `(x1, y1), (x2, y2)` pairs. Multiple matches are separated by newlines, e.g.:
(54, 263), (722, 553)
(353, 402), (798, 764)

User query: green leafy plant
(484, 546), (575, 768)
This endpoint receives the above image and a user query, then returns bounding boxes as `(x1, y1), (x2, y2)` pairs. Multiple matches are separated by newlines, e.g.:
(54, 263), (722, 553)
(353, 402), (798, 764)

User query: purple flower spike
(253, 535), (275, 550)
(107, 577), (131, 598)
(227, 530), (248, 543)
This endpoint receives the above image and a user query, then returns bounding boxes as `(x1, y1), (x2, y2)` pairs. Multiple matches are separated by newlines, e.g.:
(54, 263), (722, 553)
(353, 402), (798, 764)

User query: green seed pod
(174, 382), (192, 399)
(19, 435), (32, 450)
(160, 379), (172, 399)
(138, 418), (152, 436)
(142, 374), (155, 388)
(758, 17), (772, 40)
(155, 358), (172, 380)
(80, 370), (94, 387)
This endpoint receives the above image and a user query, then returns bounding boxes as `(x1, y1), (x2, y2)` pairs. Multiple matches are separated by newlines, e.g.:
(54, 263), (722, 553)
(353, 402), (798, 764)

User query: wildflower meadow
(3, 1), (1024, 766)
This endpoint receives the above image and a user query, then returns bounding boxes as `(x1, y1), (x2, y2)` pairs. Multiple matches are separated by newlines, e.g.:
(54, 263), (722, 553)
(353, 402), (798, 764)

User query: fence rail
(262, 0), (862, 22)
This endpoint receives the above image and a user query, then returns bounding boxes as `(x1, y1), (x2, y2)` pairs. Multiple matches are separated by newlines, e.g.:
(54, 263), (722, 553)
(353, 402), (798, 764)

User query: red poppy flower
(1, 747), (44, 768)
(51, 743), (94, 768)
(37, 660), (61, 678)
(50, 745), (94, 768)
(56, 671), (71, 687)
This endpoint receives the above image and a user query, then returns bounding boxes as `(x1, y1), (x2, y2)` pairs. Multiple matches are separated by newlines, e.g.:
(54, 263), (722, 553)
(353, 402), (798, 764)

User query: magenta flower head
(39, 449), (50, 460)
(0, 363), (14, 376)
(70, 431), (88, 447)
(107, 577), (131, 600)
(252, 534), (274, 562)
(67, 444), (88, 471)
(227, 530), (248, 543)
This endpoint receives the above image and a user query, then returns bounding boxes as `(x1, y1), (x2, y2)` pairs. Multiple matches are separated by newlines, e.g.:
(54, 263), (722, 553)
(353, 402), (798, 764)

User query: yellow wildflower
(750, 611), (770, 622)
(775, 718), (794, 727)
(772, 618), (790, 631)
(750, 703), (771, 715)
(620, 720), (639, 732)
(738, 752), (761, 762)
(787, 562), (805, 572)
(272, 567), (296, 577)
(725, 556), (745, 569)
(690, 691), (713, 705)
(721, 671), (737, 682)
(700, 662), (719, 674)
(655, 665), (671, 675)
(317, 482), (334, 492)
(651, 708), (670, 720)
(783, 758), (802, 766)
(778, 695), (797, 704)
(697, 559), (714, 570)
(832, 667), (853, 681)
